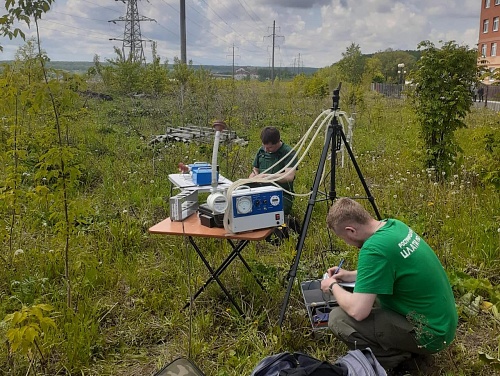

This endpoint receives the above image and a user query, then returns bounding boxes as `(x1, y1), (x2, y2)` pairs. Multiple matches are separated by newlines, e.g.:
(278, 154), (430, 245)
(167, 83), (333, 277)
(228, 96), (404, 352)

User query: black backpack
(250, 348), (386, 376)
(250, 352), (346, 376)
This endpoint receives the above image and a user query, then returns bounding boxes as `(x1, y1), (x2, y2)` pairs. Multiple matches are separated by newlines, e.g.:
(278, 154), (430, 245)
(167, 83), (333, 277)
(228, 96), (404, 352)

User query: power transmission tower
(109, 0), (155, 64)
(264, 20), (284, 83)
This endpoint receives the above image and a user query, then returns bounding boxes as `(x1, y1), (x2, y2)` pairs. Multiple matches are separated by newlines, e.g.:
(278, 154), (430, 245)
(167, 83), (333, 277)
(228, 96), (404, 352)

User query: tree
(409, 40), (477, 179)
(0, 0), (54, 51)
(13, 37), (46, 85)
(142, 42), (169, 96)
(361, 57), (383, 87)
(304, 73), (329, 98)
(105, 47), (144, 94)
(336, 42), (365, 85)
(334, 43), (366, 111)
(372, 49), (418, 83)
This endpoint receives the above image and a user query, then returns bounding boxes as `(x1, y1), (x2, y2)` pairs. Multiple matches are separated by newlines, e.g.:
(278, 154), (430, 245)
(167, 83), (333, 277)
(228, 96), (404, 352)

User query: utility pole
(264, 20), (283, 83)
(226, 44), (240, 80)
(109, 0), (155, 64)
(180, 0), (186, 64)
(271, 21), (275, 82)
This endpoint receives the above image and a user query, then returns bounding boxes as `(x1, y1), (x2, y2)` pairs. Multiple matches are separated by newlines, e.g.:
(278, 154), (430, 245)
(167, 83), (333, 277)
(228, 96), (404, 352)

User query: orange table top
(148, 213), (274, 241)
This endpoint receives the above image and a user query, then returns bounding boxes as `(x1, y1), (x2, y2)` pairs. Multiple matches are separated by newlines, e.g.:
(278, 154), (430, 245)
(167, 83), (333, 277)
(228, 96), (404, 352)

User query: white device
(206, 191), (228, 214)
(228, 185), (284, 233)
(170, 190), (199, 221)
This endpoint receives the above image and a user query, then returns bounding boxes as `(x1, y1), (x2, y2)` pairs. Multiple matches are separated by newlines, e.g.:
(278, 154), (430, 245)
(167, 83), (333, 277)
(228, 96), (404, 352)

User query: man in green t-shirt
(249, 126), (298, 216)
(321, 198), (457, 371)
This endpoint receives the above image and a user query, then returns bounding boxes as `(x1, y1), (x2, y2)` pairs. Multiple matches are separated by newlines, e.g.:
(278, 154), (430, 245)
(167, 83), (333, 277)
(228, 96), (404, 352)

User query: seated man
(249, 126), (298, 217)
(321, 198), (457, 371)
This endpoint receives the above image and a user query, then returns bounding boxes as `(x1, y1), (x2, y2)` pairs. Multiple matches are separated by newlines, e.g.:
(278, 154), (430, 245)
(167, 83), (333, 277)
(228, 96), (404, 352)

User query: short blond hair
(326, 197), (373, 232)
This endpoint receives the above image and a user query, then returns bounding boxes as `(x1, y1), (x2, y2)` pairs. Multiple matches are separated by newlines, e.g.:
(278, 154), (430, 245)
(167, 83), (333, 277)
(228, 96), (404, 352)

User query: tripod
(278, 84), (381, 327)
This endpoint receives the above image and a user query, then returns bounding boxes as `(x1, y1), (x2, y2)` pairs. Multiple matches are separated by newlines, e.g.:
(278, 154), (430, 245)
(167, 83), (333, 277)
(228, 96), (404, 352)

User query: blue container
(192, 167), (218, 185)
(189, 162), (210, 172)
(188, 162), (219, 185)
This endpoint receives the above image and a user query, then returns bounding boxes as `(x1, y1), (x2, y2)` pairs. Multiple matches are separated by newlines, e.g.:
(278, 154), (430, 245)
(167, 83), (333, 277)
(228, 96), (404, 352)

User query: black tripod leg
(279, 124), (335, 327)
(278, 107), (380, 327)
(339, 131), (381, 219)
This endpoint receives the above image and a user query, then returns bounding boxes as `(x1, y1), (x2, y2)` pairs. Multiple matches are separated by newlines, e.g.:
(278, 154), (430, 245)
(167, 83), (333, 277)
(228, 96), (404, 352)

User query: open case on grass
(300, 279), (338, 330)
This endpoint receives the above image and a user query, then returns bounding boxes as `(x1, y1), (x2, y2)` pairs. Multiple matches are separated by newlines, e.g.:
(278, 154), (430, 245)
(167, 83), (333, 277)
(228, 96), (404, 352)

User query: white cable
(222, 108), (354, 233)
(222, 109), (328, 232)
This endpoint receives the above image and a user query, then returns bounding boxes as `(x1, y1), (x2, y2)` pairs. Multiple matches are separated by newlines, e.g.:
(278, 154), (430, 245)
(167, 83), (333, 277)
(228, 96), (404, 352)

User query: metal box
(300, 279), (338, 330)
(228, 185), (284, 233)
(170, 190), (199, 221)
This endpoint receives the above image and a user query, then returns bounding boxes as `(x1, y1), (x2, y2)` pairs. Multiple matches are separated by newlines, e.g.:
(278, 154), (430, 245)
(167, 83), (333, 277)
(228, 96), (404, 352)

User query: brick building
(479, 0), (500, 75)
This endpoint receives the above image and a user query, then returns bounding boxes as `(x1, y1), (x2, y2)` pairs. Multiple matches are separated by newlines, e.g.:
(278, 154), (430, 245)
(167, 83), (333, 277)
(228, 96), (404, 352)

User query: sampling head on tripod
(331, 82), (342, 111)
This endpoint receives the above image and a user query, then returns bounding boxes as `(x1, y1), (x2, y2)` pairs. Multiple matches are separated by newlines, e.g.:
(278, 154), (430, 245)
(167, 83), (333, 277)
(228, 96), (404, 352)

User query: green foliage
(371, 49), (418, 83)
(301, 73), (329, 98)
(0, 0), (54, 51)
(409, 40), (478, 179)
(480, 130), (500, 188)
(105, 47), (144, 94)
(336, 42), (365, 85)
(3, 304), (56, 357)
(1, 37), (499, 375)
(361, 57), (383, 87)
(171, 57), (194, 86)
(450, 271), (500, 308)
(142, 42), (169, 96)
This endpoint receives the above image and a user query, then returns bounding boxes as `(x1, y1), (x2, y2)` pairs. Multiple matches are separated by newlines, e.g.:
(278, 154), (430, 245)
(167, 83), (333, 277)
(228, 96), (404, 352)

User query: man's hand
(325, 267), (357, 282)
(320, 276), (338, 294)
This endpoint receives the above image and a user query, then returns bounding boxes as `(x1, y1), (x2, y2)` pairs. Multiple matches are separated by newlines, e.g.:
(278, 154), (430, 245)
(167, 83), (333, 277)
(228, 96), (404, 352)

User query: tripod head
(331, 82), (342, 111)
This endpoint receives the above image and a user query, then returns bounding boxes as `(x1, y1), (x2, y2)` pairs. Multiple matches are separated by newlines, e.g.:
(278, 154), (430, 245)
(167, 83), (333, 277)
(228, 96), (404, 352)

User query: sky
(0, 0), (481, 68)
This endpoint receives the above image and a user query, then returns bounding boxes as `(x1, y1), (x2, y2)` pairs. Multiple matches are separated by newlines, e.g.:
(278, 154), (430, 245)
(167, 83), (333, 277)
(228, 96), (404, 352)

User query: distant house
(234, 67), (259, 81)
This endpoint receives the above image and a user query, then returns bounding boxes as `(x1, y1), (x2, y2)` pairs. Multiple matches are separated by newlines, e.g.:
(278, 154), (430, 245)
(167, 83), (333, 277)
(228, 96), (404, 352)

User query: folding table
(149, 214), (274, 316)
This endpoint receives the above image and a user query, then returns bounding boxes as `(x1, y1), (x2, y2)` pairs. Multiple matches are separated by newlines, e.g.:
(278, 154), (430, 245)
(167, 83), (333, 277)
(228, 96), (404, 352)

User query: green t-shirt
(354, 219), (457, 352)
(252, 142), (297, 214)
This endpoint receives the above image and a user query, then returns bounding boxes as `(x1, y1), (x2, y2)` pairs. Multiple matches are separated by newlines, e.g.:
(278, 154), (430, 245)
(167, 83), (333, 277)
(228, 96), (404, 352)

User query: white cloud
(0, 0), (480, 67)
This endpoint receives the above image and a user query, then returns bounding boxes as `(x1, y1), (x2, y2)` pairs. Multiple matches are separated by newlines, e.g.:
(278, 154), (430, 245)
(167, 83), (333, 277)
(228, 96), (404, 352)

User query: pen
(334, 258), (345, 275)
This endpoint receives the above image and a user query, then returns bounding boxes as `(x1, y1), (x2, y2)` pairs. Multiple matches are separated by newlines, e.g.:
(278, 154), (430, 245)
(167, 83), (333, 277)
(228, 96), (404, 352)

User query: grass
(0, 81), (499, 375)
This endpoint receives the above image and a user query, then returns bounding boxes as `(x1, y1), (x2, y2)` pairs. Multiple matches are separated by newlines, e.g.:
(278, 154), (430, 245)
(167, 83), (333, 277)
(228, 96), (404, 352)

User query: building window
(482, 44), (487, 57)
(484, 19), (490, 33)
(495, 17), (500, 31)
(486, 0), (491, 7)
(496, 0), (500, 4)
(492, 43), (497, 56)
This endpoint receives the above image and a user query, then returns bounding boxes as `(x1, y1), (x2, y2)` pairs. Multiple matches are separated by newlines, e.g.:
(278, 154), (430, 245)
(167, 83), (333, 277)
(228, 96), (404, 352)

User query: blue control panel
(229, 186), (284, 232)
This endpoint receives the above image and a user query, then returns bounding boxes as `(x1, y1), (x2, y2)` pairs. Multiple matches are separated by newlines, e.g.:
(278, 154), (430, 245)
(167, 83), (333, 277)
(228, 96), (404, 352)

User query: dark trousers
(328, 306), (434, 369)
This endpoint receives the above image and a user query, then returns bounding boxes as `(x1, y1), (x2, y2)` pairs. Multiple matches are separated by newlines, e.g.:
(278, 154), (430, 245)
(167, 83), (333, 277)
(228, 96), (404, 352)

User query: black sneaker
(286, 216), (302, 234)
(265, 225), (289, 246)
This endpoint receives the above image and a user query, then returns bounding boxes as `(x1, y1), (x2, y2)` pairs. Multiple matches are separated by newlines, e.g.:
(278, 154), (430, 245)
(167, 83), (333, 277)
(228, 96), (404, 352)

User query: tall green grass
(1, 83), (498, 375)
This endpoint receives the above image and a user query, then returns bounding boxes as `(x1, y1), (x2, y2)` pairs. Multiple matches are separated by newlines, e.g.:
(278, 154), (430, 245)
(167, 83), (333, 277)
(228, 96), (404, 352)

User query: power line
(41, 20), (114, 39)
(50, 11), (112, 23)
(189, 0), (267, 53)
(236, 0), (268, 34)
(81, 0), (123, 14)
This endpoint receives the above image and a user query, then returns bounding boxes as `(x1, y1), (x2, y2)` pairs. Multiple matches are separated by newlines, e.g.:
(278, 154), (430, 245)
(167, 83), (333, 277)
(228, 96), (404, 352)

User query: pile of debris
(149, 124), (248, 146)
